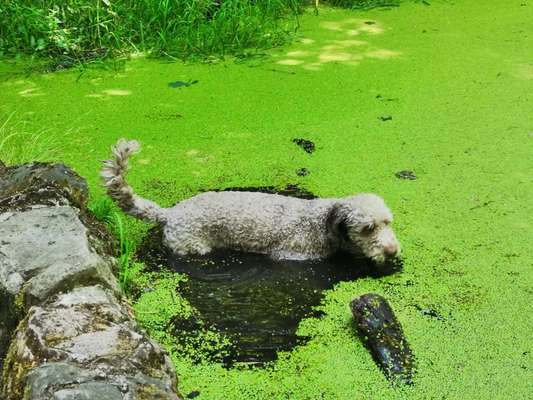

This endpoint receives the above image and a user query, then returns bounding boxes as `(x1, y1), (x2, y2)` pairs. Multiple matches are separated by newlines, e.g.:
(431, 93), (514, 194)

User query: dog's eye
(361, 224), (374, 234)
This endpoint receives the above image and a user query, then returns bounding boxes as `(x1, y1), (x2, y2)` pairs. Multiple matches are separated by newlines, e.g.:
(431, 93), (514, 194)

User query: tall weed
(88, 197), (136, 293)
(0, 112), (65, 165)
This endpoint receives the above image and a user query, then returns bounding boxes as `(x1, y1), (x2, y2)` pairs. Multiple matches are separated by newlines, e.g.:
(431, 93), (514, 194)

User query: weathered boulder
(0, 161), (181, 399)
(0, 188), (118, 376)
(0, 206), (118, 306)
(2, 285), (179, 400)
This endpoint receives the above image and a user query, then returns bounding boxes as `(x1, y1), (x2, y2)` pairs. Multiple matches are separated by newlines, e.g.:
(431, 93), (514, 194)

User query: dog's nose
(384, 243), (399, 257)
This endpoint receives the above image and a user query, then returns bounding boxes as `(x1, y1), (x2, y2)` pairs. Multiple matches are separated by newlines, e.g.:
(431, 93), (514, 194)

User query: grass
(1, 0), (532, 398)
(0, 112), (66, 165)
(0, 0), (304, 60)
(88, 197), (137, 293)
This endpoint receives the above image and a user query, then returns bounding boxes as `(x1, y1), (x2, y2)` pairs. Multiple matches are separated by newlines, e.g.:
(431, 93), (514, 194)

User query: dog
(101, 139), (400, 263)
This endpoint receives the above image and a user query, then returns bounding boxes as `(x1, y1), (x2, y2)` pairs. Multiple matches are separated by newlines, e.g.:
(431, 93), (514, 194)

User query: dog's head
(327, 193), (401, 264)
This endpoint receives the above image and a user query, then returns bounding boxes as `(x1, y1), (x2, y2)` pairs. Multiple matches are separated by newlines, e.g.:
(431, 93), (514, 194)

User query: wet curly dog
(101, 139), (400, 263)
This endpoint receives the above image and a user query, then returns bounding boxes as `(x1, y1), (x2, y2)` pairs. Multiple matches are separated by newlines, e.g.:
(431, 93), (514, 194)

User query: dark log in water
(350, 293), (415, 384)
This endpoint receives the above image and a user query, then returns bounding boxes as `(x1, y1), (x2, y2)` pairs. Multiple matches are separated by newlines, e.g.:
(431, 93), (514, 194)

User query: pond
(141, 245), (398, 365)
(138, 185), (401, 365)
(1, 1), (532, 398)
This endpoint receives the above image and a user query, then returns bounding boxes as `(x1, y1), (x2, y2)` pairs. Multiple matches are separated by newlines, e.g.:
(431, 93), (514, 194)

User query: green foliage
(0, 112), (64, 165)
(87, 196), (115, 221)
(88, 197), (136, 293)
(0, 0), (304, 60)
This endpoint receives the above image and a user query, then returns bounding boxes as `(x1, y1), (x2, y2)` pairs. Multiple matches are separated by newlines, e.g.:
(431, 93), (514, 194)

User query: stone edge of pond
(0, 162), (182, 400)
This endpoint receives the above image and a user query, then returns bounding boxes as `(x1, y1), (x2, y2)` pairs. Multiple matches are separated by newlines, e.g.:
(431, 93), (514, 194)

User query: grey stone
(0, 207), (100, 291)
(0, 206), (119, 305)
(24, 259), (119, 307)
(2, 286), (180, 400)
(0, 161), (181, 399)
(25, 363), (123, 400)
(52, 383), (124, 400)
(26, 362), (181, 400)
(0, 206), (118, 378)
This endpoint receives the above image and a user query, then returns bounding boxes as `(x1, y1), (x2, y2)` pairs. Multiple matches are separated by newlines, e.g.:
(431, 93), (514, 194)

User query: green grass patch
(88, 197), (138, 292)
(0, 112), (67, 165)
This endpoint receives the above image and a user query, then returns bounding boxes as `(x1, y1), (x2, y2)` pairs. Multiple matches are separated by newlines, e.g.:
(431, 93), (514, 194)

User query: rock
(350, 293), (415, 384)
(0, 166), (97, 377)
(0, 206), (118, 305)
(0, 286), (19, 376)
(27, 364), (124, 400)
(2, 286), (180, 400)
(0, 161), (181, 399)
(0, 162), (88, 212)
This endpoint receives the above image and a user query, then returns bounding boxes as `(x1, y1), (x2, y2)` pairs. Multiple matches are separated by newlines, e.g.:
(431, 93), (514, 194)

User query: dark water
(139, 233), (399, 365)
(206, 183), (317, 200)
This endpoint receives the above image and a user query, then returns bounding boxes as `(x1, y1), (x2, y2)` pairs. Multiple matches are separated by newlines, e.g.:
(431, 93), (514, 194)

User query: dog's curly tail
(101, 139), (166, 223)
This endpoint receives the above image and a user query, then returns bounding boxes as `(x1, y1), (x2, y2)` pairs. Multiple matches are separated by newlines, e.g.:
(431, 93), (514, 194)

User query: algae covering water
(1, 0), (533, 398)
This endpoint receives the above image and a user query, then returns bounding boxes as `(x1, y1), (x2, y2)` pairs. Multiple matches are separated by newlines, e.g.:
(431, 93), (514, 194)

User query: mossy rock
(0, 162), (88, 213)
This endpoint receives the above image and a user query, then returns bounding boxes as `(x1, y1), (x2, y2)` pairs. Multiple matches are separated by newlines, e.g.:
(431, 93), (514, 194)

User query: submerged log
(350, 293), (415, 384)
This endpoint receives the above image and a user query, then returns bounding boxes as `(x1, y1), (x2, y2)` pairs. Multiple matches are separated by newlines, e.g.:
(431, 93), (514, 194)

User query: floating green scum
(1, 1), (532, 398)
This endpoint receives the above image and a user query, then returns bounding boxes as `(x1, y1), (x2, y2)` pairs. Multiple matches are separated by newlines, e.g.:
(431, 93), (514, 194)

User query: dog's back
(162, 191), (334, 258)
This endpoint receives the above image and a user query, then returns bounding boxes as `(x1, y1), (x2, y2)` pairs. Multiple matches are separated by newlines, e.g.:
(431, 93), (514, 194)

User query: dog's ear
(326, 203), (349, 240)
